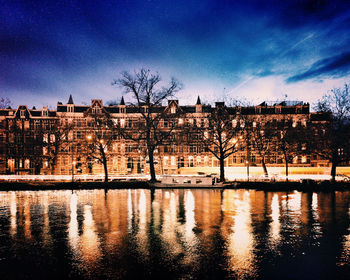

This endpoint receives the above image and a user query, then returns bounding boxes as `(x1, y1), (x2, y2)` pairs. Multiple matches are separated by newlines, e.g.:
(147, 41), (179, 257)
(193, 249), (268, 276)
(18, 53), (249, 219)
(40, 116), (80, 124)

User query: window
(42, 109), (48, 116)
(127, 158), (133, 169)
(240, 120), (245, 128)
(171, 156), (176, 166)
(20, 110), (25, 118)
(178, 157), (185, 168)
(232, 119), (237, 127)
(92, 107), (101, 114)
(68, 105), (74, 113)
(190, 145), (197, 153)
(120, 119), (125, 128)
(204, 156), (209, 166)
(171, 106), (176, 114)
(188, 156), (194, 167)
(163, 156), (169, 166)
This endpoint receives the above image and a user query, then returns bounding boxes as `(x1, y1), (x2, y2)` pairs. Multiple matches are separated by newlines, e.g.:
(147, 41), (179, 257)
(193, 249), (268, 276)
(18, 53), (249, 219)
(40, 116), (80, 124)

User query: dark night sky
(1, 0), (350, 109)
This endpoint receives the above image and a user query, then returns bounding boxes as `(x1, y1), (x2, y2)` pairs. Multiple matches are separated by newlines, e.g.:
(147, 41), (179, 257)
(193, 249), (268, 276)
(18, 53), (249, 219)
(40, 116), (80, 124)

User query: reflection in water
(184, 190), (196, 242)
(127, 189), (133, 232)
(227, 190), (257, 279)
(288, 191), (302, 214)
(136, 189), (149, 258)
(80, 204), (101, 265)
(68, 193), (79, 254)
(161, 191), (182, 257)
(269, 193), (280, 248)
(338, 202), (350, 266)
(24, 195), (32, 239)
(42, 193), (51, 246)
(0, 189), (349, 280)
(10, 192), (16, 236)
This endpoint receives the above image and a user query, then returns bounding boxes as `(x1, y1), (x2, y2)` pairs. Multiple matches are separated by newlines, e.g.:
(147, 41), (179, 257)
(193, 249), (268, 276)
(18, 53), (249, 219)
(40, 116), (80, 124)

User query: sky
(1, 0), (350, 110)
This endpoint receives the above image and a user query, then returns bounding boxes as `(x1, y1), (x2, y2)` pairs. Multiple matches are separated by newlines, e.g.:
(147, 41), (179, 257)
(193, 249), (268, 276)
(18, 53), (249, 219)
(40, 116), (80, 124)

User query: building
(0, 95), (328, 176)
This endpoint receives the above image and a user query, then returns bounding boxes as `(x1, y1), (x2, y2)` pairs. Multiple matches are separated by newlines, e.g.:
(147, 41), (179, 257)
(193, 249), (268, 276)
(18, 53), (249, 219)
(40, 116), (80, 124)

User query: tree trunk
(261, 157), (268, 177)
(103, 159), (108, 182)
(331, 150), (338, 182)
(148, 148), (156, 182)
(101, 147), (108, 182)
(219, 156), (225, 182)
(284, 152), (289, 182)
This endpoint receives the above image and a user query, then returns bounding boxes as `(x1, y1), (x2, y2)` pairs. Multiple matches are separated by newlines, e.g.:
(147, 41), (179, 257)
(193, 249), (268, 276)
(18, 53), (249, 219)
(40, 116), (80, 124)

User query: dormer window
(120, 107), (126, 114)
(20, 110), (25, 118)
(42, 110), (48, 117)
(68, 105), (74, 113)
(171, 106), (176, 114)
(92, 107), (101, 114)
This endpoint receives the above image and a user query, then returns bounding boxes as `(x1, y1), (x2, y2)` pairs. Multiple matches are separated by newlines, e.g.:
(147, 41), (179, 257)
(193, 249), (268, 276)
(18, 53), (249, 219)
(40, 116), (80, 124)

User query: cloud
(286, 52), (350, 83)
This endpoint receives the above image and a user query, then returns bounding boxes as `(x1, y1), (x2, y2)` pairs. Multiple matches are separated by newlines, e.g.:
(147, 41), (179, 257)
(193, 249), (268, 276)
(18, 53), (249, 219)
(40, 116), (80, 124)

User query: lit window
(163, 156), (169, 166)
(188, 156), (194, 167)
(171, 156), (176, 166)
(120, 119), (125, 127)
(232, 119), (237, 127)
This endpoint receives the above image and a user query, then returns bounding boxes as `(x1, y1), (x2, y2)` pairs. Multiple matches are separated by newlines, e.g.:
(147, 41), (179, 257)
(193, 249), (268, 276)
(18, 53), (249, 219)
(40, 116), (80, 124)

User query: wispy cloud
(286, 52), (350, 83)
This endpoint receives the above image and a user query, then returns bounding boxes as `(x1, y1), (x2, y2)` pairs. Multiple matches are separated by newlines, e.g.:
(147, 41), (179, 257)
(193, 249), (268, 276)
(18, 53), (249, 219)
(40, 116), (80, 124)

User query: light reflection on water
(0, 189), (349, 279)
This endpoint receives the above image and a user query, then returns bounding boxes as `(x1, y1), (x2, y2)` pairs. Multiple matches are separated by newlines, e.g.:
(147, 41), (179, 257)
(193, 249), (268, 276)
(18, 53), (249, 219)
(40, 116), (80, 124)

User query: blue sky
(1, 0), (350, 109)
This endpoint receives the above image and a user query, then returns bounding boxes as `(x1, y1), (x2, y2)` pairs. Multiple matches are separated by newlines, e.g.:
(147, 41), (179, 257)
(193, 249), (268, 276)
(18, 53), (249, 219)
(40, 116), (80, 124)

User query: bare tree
(249, 119), (276, 177)
(44, 119), (73, 174)
(313, 84), (350, 181)
(113, 69), (182, 182)
(84, 112), (115, 182)
(188, 103), (242, 182)
(273, 118), (307, 181)
(0, 97), (11, 109)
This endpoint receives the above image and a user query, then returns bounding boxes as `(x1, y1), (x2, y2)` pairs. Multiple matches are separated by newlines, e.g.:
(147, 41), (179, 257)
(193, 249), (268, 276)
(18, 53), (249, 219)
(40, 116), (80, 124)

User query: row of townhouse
(0, 95), (328, 176)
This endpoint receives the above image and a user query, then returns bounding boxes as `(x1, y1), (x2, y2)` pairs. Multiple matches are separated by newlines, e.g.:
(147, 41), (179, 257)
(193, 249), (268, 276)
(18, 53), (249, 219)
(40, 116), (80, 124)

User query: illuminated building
(0, 95), (328, 176)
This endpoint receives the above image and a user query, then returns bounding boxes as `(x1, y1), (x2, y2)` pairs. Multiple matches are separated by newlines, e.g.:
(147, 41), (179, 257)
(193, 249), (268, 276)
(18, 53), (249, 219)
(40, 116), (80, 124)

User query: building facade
(0, 95), (328, 176)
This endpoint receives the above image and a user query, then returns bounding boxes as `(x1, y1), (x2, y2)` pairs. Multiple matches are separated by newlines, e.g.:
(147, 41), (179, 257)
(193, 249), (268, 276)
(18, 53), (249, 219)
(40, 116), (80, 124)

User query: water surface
(0, 189), (349, 279)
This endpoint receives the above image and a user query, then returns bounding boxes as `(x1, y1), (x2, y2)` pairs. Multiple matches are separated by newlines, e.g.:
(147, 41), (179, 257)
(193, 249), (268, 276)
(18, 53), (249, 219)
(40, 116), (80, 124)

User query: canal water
(0, 189), (349, 279)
